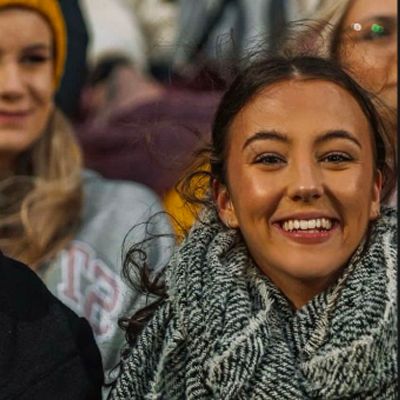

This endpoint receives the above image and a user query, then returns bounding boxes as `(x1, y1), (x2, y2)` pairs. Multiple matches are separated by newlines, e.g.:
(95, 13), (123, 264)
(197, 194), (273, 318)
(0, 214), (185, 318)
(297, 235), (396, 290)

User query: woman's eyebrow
(24, 43), (52, 51)
(315, 130), (362, 148)
(358, 15), (396, 22)
(242, 130), (288, 150)
(0, 43), (51, 57)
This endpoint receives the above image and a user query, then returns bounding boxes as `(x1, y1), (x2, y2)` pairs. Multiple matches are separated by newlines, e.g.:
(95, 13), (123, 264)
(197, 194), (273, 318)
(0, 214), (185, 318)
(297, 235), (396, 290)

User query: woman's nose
(0, 62), (25, 100)
(286, 162), (323, 202)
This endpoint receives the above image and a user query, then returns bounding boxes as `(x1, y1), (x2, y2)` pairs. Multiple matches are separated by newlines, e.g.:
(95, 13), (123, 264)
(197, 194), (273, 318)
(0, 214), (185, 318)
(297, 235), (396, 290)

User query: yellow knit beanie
(0, 0), (66, 86)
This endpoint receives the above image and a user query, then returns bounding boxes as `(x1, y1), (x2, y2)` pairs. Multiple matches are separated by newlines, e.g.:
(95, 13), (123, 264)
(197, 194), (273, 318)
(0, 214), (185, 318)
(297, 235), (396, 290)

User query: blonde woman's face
(338, 0), (397, 108)
(0, 8), (54, 169)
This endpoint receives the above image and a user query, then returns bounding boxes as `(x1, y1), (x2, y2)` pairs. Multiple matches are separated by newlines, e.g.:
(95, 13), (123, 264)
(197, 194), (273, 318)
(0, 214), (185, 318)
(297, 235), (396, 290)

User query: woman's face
(217, 80), (381, 301)
(0, 8), (54, 170)
(338, 0), (397, 108)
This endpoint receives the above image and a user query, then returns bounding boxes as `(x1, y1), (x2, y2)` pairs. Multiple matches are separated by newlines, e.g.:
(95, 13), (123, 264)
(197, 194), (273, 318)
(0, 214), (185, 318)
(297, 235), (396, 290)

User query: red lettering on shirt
(57, 241), (122, 338)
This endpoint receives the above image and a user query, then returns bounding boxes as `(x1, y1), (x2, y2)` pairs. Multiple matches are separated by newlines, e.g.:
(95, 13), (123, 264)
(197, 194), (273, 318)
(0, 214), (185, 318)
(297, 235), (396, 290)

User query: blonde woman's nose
(0, 62), (24, 100)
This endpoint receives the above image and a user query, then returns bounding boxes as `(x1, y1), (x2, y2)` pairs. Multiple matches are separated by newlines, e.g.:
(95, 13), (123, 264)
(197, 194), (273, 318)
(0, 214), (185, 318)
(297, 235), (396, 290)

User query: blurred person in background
(0, 250), (103, 399)
(292, 0), (397, 110)
(0, 0), (173, 389)
(75, 55), (221, 236)
(72, 0), (220, 235)
(76, 55), (221, 198)
(79, 0), (178, 76)
(172, 0), (319, 78)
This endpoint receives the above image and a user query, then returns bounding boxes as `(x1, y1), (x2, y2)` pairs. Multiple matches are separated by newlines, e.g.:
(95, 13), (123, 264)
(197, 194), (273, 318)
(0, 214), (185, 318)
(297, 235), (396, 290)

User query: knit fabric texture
(0, 0), (66, 86)
(110, 207), (397, 399)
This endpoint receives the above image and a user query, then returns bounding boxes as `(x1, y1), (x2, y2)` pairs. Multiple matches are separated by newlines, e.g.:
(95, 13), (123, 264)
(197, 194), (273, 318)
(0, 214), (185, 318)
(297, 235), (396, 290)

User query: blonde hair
(0, 109), (83, 267)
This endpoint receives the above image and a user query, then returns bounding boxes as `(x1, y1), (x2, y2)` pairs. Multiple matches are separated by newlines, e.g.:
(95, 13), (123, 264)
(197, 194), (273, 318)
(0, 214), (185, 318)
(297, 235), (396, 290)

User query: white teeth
(281, 218), (334, 232)
(283, 221), (288, 231)
(300, 220), (307, 230)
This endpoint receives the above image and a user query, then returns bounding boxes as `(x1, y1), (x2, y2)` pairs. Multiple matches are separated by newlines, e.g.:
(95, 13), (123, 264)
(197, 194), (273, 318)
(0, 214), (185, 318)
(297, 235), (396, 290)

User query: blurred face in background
(0, 8), (54, 172)
(337, 0), (397, 109)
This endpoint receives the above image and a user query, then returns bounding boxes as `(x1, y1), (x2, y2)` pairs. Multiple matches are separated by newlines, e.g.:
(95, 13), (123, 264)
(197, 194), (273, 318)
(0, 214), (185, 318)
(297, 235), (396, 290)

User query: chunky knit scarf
(110, 207), (397, 399)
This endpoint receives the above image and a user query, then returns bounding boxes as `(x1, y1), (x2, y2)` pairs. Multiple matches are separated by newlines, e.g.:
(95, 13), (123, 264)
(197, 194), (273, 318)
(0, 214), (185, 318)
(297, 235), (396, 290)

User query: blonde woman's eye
(21, 54), (51, 65)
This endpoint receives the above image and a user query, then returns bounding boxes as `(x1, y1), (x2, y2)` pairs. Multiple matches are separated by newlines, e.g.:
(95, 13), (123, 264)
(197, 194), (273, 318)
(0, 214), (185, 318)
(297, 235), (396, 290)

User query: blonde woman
(0, 0), (172, 384)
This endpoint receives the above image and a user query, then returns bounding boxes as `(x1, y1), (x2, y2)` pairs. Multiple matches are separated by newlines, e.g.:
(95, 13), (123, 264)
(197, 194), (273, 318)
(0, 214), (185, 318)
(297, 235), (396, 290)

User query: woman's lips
(273, 221), (339, 244)
(0, 110), (31, 124)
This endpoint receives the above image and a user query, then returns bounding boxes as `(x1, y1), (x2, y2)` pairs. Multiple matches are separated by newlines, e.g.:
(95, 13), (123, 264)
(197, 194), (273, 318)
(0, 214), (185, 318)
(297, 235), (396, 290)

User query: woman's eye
(254, 154), (285, 165)
(21, 54), (51, 65)
(358, 20), (396, 42)
(321, 152), (353, 163)
(362, 25), (392, 40)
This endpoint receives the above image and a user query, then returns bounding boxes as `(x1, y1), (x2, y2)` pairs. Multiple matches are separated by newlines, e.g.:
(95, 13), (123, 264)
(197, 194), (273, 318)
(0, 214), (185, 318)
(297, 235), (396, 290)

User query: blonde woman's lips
(0, 110), (31, 124)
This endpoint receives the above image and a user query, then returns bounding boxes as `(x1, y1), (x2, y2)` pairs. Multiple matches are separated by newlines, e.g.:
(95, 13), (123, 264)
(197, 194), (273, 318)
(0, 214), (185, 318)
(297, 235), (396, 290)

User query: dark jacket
(0, 252), (104, 399)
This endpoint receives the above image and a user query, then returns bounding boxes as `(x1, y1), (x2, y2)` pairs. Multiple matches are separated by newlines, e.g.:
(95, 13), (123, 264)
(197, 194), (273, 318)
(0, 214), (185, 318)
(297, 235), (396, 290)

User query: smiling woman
(0, 8), (54, 172)
(0, 1), (80, 267)
(110, 55), (397, 400)
(217, 79), (381, 308)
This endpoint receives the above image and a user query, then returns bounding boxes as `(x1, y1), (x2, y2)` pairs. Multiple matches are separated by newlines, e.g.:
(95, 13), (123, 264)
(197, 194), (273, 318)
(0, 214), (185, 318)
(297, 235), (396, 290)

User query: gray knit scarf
(110, 207), (397, 399)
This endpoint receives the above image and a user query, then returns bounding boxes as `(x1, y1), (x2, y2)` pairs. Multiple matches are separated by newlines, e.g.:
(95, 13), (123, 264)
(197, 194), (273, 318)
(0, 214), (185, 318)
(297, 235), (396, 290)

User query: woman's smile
(0, 110), (32, 124)
(272, 214), (340, 244)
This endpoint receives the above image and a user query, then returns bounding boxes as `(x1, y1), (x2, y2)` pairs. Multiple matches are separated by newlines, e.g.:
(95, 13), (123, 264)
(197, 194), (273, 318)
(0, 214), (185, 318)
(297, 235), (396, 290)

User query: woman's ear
(369, 170), (382, 220)
(214, 181), (239, 228)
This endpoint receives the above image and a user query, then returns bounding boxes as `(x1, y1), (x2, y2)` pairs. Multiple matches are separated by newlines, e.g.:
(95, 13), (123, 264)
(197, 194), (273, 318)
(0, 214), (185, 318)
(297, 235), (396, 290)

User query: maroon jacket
(76, 88), (221, 196)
